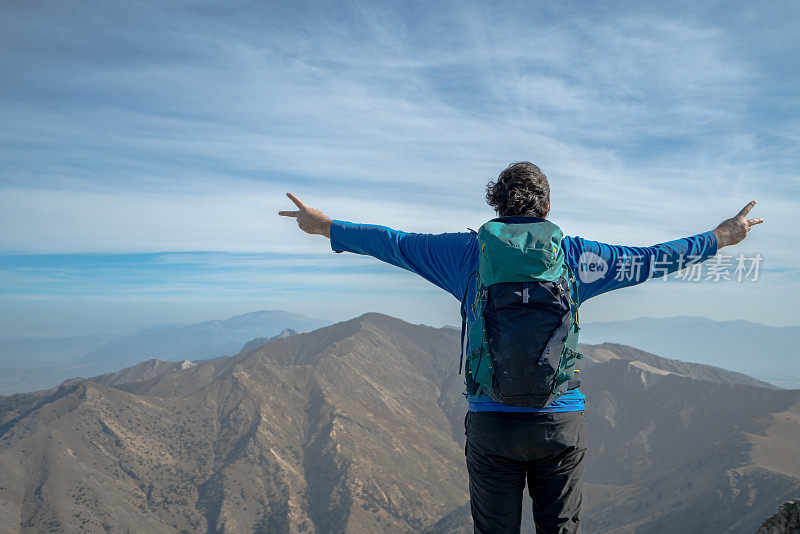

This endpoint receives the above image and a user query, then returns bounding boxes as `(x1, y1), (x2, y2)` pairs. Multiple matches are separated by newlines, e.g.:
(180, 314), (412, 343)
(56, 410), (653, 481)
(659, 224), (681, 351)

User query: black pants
(465, 410), (586, 534)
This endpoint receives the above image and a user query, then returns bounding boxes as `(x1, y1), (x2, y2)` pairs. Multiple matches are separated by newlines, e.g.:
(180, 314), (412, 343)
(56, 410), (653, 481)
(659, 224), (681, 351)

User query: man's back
(328, 216), (718, 413)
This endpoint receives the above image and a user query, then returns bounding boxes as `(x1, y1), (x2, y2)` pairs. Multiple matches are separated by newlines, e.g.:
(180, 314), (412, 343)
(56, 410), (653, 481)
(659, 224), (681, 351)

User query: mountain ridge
(580, 316), (800, 388)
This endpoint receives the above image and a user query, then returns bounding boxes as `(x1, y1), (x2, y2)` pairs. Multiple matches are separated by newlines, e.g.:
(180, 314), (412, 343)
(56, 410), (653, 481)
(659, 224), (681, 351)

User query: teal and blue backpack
(460, 218), (583, 408)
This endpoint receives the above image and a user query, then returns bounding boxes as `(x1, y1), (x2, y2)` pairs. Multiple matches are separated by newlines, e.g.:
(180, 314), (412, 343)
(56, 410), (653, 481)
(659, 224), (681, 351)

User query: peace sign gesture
(712, 200), (764, 248)
(278, 193), (332, 237)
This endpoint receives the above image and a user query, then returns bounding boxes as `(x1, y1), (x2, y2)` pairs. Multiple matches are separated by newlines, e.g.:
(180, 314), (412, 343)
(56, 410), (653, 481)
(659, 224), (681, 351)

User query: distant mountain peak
(239, 328), (301, 354)
(72, 310), (330, 378)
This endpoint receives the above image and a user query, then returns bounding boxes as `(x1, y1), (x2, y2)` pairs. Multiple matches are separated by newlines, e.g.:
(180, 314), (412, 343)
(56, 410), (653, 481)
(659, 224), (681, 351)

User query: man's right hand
(713, 201), (763, 248)
(278, 193), (332, 238)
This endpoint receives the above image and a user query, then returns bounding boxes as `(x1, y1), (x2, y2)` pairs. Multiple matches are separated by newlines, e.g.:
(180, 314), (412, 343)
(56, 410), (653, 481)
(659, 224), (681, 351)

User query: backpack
(459, 218), (583, 408)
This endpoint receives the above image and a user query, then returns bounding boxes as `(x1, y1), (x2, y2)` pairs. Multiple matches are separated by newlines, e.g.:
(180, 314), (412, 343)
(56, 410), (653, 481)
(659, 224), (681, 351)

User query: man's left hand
(713, 201), (763, 248)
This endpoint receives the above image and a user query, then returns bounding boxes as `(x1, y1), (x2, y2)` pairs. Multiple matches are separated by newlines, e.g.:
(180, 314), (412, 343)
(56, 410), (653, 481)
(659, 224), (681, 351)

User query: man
(279, 162), (763, 534)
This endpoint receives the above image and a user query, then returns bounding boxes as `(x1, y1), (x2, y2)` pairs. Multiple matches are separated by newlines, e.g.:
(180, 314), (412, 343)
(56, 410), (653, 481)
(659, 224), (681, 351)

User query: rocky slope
(579, 344), (800, 533)
(1, 313), (798, 533)
(756, 499), (800, 533)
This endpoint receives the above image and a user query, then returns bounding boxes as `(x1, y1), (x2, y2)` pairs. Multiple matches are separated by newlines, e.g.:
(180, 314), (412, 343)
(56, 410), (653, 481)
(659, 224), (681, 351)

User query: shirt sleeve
(564, 230), (719, 304)
(329, 220), (477, 300)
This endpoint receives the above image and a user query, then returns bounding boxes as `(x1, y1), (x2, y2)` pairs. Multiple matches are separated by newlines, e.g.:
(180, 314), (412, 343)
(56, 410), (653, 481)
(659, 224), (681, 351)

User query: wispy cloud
(0, 0), (797, 331)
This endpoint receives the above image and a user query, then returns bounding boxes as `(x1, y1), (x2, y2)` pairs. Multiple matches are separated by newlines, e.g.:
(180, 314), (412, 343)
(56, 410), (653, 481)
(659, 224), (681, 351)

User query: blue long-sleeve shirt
(330, 216), (718, 413)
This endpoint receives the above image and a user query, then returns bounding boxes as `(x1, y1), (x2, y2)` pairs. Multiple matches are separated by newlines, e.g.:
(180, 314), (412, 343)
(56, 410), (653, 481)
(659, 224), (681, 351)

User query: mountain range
(0, 311), (328, 395)
(1, 313), (798, 532)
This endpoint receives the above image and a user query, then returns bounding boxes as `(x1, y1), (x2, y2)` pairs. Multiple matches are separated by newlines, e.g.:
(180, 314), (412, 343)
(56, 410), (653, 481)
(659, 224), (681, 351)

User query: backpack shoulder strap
(459, 269), (477, 375)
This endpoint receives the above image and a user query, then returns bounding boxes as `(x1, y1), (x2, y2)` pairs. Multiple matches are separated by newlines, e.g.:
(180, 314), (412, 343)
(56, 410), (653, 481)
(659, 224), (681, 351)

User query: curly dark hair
(486, 162), (550, 217)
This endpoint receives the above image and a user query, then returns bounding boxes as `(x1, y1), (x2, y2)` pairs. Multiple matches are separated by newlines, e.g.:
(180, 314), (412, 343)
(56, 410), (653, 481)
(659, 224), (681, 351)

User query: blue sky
(1, 0), (798, 335)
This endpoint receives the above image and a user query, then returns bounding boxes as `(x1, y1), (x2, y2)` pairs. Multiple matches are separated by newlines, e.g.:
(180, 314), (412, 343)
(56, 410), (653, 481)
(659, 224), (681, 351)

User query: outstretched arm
(278, 193), (476, 299)
(569, 201), (764, 303)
